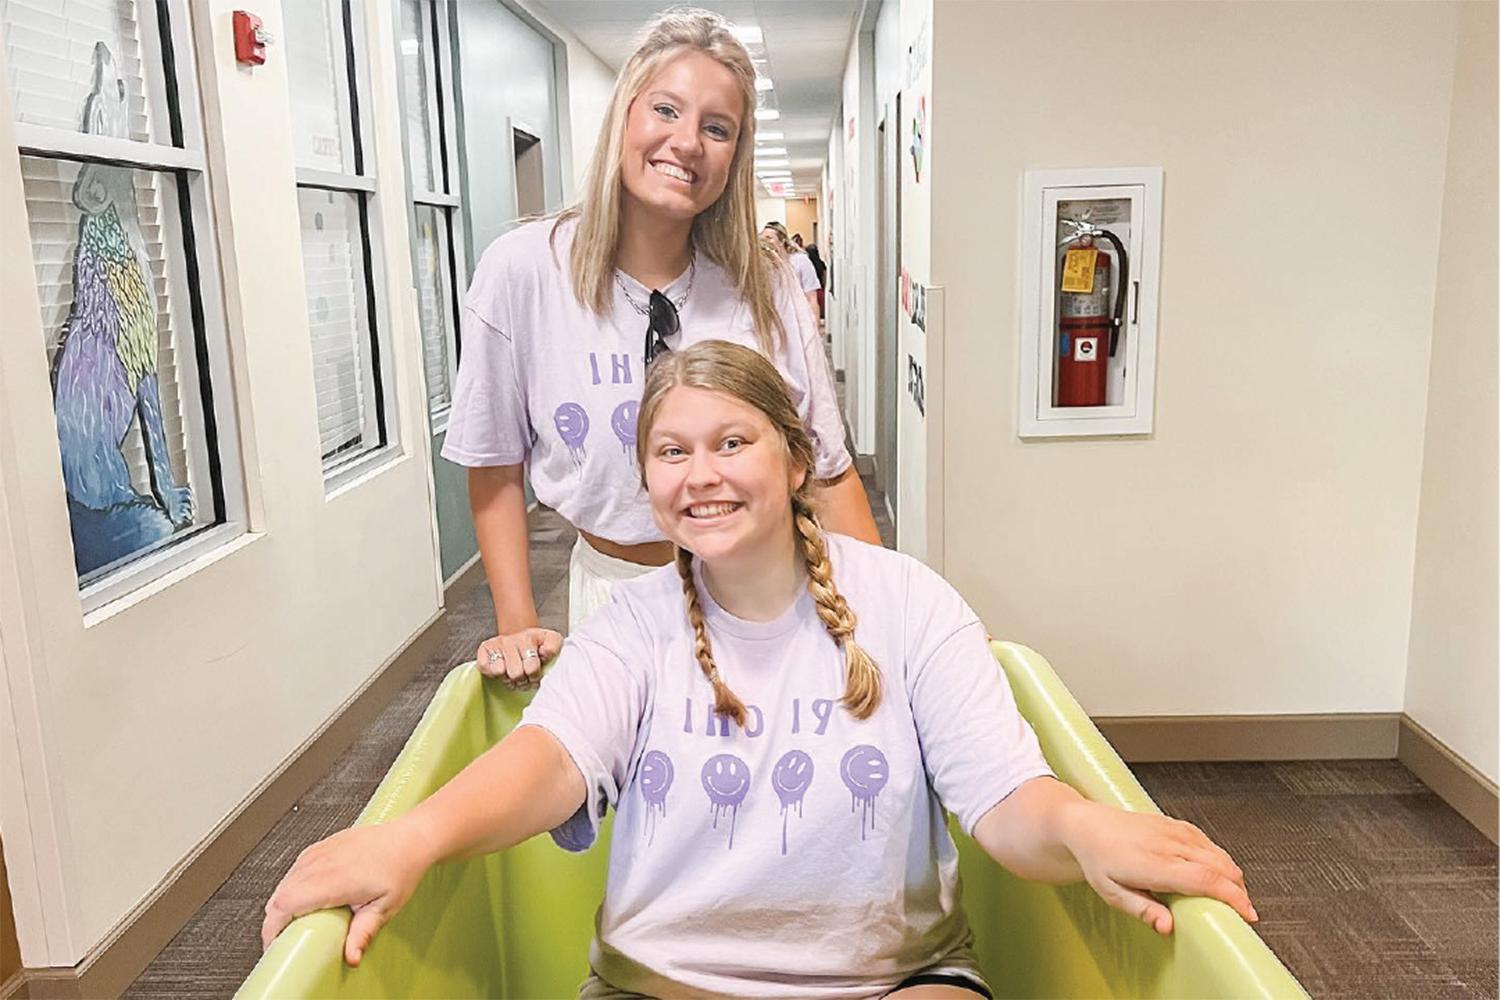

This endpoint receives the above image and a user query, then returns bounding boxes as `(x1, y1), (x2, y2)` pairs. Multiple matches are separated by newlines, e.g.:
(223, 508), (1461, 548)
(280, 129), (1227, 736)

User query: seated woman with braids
(261, 341), (1256, 1000)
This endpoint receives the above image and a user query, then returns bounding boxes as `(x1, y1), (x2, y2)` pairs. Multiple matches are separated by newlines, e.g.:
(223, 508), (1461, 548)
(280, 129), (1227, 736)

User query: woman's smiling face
(643, 385), (804, 565)
(620, 50), (745, 223)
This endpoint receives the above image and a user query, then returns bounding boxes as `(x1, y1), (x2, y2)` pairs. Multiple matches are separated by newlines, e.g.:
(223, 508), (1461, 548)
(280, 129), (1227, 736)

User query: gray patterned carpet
(125, 496), (1498, 999)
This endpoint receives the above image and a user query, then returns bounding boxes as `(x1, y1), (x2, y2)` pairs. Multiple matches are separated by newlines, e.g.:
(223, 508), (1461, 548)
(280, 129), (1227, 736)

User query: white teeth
(654, 161), (694, 182)
(688, 502), (740, 518)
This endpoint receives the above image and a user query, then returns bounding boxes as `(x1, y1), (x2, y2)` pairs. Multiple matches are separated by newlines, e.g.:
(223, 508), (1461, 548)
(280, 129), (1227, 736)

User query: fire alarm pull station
(1018, 167), (1162, 439)
(233, 11), (272, 65)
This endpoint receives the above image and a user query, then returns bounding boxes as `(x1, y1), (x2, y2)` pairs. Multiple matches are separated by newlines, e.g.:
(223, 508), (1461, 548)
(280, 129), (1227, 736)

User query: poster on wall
(40, 43), (196, 578)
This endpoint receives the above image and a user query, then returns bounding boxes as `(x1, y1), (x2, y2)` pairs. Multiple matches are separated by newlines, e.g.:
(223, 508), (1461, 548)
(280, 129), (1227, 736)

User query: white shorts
(567, 534), (658, 631)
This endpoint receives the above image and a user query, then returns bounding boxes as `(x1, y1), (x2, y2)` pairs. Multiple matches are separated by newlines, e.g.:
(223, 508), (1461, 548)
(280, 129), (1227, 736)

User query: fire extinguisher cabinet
(1019, 168), (1163, 438)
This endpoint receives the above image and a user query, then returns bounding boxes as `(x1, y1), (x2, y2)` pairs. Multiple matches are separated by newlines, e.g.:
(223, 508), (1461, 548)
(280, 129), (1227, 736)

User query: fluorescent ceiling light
(757, 130), (784, 141)
(754, 109), (780, 122)
(755, 76), (774, 92)
(757, 158), (790, 168)
(732, 25), (763, 44)
(754, 147), (788, 157)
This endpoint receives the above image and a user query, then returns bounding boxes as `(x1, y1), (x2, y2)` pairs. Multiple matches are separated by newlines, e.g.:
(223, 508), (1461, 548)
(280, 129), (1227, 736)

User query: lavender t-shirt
(440, 218), (851, 544)
(519, 535), (1054, 999)
(792, 250), (821, 292)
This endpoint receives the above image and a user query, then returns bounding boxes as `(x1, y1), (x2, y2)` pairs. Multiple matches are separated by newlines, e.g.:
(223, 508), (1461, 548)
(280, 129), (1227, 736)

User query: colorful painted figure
(51, 42), (193, 577)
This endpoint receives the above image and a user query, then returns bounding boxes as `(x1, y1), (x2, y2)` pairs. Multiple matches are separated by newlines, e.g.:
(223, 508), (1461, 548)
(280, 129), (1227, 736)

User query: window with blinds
(286, 0), (391, 477)
(398, 0), (463, 426)
(4, 0), (237, 596)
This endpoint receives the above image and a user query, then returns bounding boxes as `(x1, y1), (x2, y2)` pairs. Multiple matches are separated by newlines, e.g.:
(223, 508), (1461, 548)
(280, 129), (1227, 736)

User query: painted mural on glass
(50, 43), (192, 578)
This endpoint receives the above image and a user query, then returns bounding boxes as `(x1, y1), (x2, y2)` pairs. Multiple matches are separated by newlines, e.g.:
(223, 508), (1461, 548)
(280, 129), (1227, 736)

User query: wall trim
(10, 568), (487, 999)
(1098, 711), (1496, 844)
(1398, 715), (1498, 844)
(442, 549), (484, 594)
(1095, 712), (1402, 763)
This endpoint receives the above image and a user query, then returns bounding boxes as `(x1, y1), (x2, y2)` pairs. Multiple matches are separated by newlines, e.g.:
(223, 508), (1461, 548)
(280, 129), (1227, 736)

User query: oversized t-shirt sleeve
(793, 253), (821, 292)
(516, 596), (651, 851)
(439, 246), (533, 467)
(774, 267), (851, 480)
(902, 561), (1053, 835)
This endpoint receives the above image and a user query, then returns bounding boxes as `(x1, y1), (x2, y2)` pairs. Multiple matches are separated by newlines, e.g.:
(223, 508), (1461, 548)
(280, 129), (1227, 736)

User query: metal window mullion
(153, 0), (185, 147)
(295, 168), (377, 193)
(341, 0), (365, 176)
(420, 0), (448, 195)
(440, 205), (461, 381)
(355, 191), (386, 448)
(172, 167), (226, 523)
(14, 126), (204, 171)
(413, 190), (459, 208)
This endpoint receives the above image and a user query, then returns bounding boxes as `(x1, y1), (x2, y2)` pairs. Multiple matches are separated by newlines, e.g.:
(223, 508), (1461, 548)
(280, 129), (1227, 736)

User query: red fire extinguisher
(1056, 224), (1128, 407)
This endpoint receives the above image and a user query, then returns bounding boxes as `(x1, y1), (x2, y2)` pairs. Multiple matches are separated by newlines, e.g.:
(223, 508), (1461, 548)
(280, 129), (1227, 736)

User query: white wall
(825, 122), (847, 374)
(455, 0), (565, 255)
(835, 27), (878, 456)
(895, 0), (934, 560)
(0, 0), (441, 963)
(1404, 0), (1498, 783)
(512, 0), (615, 201)
(756, 194), (786, 229)
(931, 1), (1459, 716)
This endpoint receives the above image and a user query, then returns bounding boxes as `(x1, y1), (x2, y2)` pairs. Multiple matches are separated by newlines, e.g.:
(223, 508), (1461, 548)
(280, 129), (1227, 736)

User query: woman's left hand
(1060, 801), (1258, 935)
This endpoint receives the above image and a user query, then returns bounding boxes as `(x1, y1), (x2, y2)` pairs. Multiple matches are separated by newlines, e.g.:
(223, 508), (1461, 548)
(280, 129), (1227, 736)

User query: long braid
(675, 547), (748, 726)
(791, 494), (883, 719)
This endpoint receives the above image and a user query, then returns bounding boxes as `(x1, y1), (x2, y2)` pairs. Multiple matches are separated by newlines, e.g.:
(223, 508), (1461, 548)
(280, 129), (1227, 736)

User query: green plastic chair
(239, 642), (1308, 999)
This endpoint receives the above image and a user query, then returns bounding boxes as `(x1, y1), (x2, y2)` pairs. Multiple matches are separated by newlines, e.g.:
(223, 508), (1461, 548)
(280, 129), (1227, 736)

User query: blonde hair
(636, 341), (882, 725)
(555, 7), (786, 354)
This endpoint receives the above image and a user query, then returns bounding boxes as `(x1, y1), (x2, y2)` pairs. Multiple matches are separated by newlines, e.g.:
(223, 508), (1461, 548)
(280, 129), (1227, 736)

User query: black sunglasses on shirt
(645, 289), (678, 366)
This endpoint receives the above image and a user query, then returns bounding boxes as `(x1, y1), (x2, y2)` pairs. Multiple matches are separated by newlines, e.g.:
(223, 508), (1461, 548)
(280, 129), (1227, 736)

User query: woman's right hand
(260, 819), (430, 967)
(477, 628), (563, 688)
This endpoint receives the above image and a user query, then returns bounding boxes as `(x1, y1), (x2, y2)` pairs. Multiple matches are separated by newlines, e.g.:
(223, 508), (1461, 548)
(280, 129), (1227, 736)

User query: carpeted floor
(125, 495), (1498, 1000)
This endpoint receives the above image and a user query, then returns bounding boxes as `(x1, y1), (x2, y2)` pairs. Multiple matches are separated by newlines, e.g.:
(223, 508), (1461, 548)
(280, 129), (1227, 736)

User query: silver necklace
(615, 259), (696, 316)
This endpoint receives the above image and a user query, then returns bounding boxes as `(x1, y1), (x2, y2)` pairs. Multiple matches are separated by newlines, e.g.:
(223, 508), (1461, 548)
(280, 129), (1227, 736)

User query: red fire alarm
(233, 11), (271, 65)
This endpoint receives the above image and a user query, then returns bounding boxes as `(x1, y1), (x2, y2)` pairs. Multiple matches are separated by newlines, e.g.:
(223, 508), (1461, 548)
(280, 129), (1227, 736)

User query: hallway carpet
(125, 499), (1497, 999)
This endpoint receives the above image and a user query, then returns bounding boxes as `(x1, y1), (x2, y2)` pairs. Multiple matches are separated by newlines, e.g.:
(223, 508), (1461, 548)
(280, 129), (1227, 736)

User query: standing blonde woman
(263, 341), (1256, 999)
(441, 9), (879, 687)
(763, 220), (821, 320)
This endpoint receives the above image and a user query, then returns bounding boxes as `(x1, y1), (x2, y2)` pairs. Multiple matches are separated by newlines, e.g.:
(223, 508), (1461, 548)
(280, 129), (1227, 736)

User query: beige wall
(0, 0), (441, 963)
(1405, 0), (1498, 783)
(931, 1), (1459, 716)
(784, 198), (818, 244)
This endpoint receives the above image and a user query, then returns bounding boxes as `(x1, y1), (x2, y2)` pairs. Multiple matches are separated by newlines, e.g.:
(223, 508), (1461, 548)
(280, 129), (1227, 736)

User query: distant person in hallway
(440, 8), (880, 688)
(803, 239), (827, 318)
(764, 221), (822, 320)
(262, 341), (1258, 1000)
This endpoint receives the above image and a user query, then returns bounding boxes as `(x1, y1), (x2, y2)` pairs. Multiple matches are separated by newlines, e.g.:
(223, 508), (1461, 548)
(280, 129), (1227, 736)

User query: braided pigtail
(791, 494), (883, 719)
(675, 546), (749, 726)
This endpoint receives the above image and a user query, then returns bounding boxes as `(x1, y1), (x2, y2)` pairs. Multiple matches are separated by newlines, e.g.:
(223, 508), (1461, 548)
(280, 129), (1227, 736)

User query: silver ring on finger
(487, 650), (501, 664)
(521, 648), (539, 660)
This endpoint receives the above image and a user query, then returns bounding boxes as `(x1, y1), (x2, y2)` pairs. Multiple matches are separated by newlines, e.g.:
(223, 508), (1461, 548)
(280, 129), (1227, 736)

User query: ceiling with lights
(530, 1), (865, 199)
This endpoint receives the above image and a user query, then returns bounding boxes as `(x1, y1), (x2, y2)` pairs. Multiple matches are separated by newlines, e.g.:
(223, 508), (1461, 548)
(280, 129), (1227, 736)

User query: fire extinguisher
(1056, 221), (1129, 407)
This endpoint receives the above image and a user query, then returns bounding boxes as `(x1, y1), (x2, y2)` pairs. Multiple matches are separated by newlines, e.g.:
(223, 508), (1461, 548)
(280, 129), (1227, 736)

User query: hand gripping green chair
(239, 642), (1308, 999)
